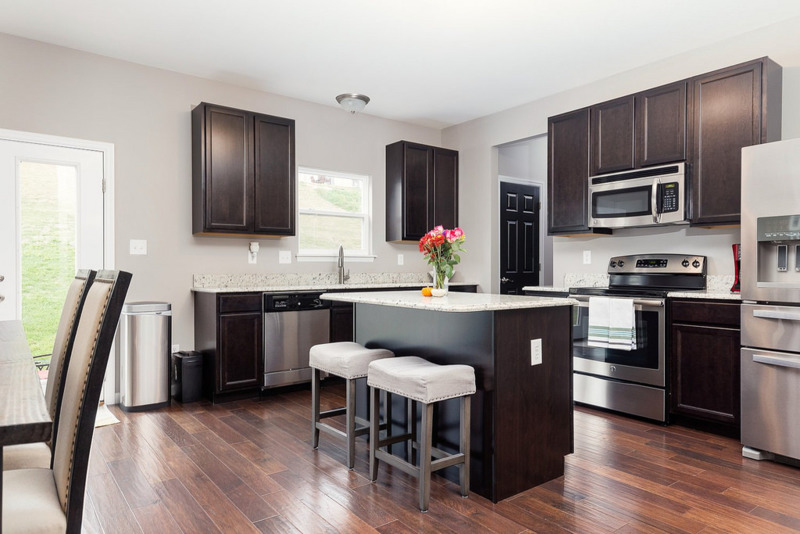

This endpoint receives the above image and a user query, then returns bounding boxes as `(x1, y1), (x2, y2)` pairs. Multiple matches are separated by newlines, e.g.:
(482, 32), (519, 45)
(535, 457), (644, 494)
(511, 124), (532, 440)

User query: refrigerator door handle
(753, 353), (800, 370)
(753, 309), (800, 321)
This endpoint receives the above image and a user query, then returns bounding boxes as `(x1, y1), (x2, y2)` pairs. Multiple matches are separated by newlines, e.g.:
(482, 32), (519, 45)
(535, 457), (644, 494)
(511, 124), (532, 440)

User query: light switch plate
(583, 250), (591, 264)
(279, 250), (292, 264)
(130, 239), (147, 255)
(531, 339), (542, 366)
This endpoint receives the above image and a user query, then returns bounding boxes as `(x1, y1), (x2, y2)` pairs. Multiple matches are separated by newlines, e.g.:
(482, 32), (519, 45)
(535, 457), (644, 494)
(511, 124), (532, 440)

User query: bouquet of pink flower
(418, 226), (466, 289)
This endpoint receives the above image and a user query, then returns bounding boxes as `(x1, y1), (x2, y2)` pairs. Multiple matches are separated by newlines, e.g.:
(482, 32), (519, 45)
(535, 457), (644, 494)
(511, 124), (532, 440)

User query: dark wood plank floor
(82, 383), (800, 533)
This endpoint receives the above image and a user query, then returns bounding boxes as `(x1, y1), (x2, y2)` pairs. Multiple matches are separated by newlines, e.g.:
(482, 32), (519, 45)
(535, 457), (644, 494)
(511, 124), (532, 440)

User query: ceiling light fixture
(336, 93), (370, 114)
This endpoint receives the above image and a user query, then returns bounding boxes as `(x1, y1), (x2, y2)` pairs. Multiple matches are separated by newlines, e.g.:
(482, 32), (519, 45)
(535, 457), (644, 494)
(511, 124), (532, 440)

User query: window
(298, 167), (372, 258)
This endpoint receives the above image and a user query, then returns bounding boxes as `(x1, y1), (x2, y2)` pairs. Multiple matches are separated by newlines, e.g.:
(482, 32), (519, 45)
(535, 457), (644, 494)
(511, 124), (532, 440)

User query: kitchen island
(321, 290), (575, 502)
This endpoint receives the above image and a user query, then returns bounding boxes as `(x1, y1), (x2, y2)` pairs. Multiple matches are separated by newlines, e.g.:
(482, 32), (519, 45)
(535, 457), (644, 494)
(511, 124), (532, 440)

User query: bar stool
(367, 356), (476, 512)
(310, 341), (394, 469)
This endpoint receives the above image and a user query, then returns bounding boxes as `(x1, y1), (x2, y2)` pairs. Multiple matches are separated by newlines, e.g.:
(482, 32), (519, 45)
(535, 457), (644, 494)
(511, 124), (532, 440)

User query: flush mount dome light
(336, 93), (370, 114)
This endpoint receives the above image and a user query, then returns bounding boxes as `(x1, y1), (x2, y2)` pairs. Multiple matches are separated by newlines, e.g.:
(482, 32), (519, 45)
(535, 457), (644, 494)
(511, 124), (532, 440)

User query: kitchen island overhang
(321, 290), (576, 503)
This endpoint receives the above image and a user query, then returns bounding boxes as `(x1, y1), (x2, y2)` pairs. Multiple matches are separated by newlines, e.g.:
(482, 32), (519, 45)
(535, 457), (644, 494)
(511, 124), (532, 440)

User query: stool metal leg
(311, 368), (321, 449)
(460, 395), (471, 498)
(369, 386), (380, 481)
(345, 378), (357, 469)
(419, 402), (434, 512)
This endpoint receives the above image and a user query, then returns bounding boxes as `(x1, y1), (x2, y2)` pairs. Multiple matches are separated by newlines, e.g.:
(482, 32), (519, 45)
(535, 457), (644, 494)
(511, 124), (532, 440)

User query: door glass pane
(20, 161), (77, 360)
(592, 186), (651, 217)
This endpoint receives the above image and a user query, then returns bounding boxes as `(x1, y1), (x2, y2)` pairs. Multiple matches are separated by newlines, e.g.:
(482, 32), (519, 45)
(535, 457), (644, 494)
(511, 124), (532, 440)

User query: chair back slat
(45, 270), (96, 457)
(50, 270), (131, 531)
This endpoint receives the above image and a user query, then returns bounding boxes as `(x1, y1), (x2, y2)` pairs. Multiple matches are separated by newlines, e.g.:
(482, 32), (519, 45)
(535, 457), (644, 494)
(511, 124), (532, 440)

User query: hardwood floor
(82, 383), (800, 533)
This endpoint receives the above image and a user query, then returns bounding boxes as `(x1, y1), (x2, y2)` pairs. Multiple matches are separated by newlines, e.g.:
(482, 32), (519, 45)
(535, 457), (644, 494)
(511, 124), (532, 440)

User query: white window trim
(296, 166), (374, 262)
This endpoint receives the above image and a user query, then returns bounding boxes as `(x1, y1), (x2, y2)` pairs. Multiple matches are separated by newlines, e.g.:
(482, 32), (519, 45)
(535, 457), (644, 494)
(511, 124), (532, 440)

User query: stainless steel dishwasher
(263, 292), (330, 388)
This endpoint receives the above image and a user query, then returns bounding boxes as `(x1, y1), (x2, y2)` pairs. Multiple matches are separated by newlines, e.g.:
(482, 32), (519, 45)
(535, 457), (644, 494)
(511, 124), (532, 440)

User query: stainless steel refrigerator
(740, 137), (800, 462)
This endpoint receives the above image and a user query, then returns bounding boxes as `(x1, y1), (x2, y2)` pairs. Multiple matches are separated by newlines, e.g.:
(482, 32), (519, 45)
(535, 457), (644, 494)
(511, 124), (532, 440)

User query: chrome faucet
(337, 245), (350, 284)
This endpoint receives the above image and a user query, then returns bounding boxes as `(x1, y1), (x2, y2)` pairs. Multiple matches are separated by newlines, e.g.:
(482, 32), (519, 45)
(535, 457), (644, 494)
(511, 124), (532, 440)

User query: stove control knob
(610, 261), (617, 268)
(617, 260), (625, 267)
(682, 259), (690, 267)
(692, 260), (700, 268)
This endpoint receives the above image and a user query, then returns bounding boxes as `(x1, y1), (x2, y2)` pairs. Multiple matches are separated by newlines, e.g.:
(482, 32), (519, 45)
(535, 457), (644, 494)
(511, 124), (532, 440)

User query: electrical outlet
(397, 254), (404, 266)
(248, 251), (257, 264)
(531, 339), (542, 366)
(129, 239), (147, 255)
(583, 250), (591, 264)
(172, 344), (180, 353)
(279, 250), (292, 264)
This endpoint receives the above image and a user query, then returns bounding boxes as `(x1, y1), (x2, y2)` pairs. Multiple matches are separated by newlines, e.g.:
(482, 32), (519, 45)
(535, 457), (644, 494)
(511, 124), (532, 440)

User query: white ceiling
(3, 0), (800, 129)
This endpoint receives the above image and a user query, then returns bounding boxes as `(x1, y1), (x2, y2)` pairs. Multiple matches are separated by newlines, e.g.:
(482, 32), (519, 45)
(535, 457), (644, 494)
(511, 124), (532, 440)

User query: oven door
(571, 295), (665, 387)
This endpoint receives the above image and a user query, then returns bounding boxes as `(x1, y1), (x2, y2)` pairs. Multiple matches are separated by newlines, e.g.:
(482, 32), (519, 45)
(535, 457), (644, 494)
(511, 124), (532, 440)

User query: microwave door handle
(651, 180), (659, 223)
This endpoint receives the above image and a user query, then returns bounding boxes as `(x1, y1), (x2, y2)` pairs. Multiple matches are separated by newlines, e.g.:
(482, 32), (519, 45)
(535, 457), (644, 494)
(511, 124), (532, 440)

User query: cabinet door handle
(753, 309), (800, 321)
(500, 277), (511, 283)
(753, 353), (800, 370)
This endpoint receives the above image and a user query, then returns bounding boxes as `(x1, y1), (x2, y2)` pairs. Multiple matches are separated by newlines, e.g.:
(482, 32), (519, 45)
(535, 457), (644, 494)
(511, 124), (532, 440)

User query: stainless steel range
(570, 253), (707, 422)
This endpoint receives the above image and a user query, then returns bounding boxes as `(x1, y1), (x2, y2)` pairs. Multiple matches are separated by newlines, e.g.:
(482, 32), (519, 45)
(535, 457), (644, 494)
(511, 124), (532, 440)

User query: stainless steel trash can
(120, 301), (172, 411)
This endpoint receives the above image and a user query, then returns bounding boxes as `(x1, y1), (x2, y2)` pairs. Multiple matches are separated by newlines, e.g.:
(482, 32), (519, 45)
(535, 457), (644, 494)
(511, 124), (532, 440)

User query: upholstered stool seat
(310, 342), (394, 469)
(368, 356), (476, 512)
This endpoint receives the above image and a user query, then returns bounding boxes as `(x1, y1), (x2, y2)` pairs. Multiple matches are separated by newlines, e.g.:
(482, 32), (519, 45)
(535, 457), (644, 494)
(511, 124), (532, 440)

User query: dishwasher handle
(753, 353), (800, 370)
(752, 309), (800, 321)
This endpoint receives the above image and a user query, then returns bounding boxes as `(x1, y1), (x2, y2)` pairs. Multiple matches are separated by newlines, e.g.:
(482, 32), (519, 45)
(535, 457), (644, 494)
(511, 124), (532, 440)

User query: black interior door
(500, 181), (540, 294)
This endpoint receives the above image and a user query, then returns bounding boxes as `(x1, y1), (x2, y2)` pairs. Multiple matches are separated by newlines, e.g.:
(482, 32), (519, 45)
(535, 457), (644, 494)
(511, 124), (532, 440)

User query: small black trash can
(172, 351), (203, 403)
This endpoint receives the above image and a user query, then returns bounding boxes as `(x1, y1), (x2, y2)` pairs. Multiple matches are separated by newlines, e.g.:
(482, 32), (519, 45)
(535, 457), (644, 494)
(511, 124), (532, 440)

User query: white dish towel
(608, 298), (637, 351)
(587, 297), (611, 348)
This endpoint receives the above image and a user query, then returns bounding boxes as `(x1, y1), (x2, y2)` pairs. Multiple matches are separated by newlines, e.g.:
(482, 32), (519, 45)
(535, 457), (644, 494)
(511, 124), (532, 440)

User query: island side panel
(353, 303), (496, 499)
(493, 305), (574, 501)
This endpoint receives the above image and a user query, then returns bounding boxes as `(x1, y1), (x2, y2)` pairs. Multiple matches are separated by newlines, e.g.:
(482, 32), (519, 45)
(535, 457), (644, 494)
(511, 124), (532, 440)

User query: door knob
(500, 277), (511, 283)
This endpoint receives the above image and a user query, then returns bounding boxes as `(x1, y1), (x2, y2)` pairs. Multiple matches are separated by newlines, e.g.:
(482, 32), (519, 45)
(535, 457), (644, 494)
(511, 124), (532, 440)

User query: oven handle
(752, 309), (800, 321)
(753, 353), (800, 370)
(571, 295), (664, 308)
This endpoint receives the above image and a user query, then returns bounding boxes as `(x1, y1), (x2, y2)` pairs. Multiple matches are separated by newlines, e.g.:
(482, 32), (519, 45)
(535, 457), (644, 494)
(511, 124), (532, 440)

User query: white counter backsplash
(193, 272), (432, 290)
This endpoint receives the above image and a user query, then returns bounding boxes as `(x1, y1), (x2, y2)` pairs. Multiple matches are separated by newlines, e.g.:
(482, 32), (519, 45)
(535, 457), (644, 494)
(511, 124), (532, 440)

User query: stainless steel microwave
(588, 163), (687, 229)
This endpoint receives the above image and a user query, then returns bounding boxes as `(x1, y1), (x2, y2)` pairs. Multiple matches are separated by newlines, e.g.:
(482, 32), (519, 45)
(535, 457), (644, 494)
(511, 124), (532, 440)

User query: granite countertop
(192, 272), (476, 293)
(521, 286), (569, 293)
(523, 274), (740, 301)
(667, 290), (741, 301)
(321, 290), (577, 312)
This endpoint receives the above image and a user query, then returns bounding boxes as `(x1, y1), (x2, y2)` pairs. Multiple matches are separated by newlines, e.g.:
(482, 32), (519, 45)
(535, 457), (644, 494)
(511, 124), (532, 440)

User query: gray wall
(444, 17), (800, 290)
(0, 32), (442, 352)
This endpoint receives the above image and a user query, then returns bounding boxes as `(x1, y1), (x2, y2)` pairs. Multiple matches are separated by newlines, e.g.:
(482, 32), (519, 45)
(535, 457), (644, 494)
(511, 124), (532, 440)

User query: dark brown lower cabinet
(329, 301), (354, 343)
(195, 292), (263, 403)
(669, 299), (741, 437)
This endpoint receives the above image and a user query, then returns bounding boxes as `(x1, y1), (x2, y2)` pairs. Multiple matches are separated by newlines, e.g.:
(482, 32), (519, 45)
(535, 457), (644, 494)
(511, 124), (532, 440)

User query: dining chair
(2, 270), (131, 534)
(3, 270), (96, 471)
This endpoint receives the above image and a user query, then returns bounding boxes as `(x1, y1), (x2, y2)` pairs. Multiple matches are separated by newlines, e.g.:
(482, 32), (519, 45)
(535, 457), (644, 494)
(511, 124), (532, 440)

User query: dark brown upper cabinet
(590, 96), (635, 175)
(192, 102), (295, 236)
(688, 58), (782, 226)
(386, 140), (458, 242)
(635, 82), (687, 167)
(548, 108), (596, 235)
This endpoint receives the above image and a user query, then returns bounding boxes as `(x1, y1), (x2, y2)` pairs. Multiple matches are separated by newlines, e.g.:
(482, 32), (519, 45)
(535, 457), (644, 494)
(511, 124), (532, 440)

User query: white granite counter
(524, 274), (740, 301)
(321, 290), (576, 312)
(192, 272), (477, 293)
(521, 286), (569, 293)
(667, 290), (741, 301)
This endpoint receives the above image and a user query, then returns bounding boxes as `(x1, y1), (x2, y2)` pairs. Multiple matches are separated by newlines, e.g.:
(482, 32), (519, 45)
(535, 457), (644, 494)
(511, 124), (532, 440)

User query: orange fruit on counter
(421, 287), (433, 296)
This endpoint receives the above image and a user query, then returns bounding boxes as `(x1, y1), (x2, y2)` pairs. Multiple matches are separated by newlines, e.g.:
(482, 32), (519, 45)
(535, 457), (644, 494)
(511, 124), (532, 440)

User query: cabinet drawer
(670, 299), (740, 327)
(218, 294), (262, 313)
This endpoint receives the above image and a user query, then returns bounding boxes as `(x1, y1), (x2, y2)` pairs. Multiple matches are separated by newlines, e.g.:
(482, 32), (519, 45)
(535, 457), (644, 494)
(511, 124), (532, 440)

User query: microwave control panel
(660, 182), (679, 213)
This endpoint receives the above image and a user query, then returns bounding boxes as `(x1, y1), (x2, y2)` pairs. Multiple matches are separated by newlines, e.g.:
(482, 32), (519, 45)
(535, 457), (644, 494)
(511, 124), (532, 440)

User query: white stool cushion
(368, 356), (476, 404)
(310, 342), (394, 379)
(2, 468), (67, 533)
(2, 442), (51, 470)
